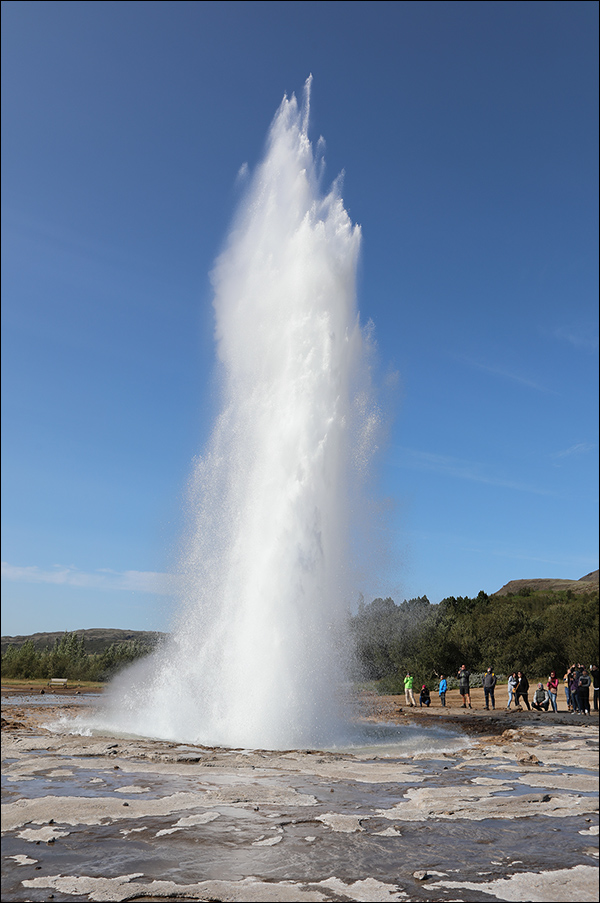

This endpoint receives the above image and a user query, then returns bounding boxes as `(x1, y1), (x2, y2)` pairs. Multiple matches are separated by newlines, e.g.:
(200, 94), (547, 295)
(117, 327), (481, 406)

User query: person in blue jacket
(438, 674), (448, 707)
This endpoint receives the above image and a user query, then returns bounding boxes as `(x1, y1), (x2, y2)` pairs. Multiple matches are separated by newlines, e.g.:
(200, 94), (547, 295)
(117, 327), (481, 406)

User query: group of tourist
(402, 663), (599, 713)
(508, 664), (597, 715)
(562, 664), (597, 715)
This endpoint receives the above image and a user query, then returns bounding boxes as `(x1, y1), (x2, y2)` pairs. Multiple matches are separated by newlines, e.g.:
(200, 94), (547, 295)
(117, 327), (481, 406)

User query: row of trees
(2, 586), (598, 690)
(349, 587), (599, 693)
(0, 631), (159, 682)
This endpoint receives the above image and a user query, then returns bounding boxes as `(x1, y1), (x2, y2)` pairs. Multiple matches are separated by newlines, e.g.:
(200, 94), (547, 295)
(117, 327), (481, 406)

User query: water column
(101, 79), (378, 749)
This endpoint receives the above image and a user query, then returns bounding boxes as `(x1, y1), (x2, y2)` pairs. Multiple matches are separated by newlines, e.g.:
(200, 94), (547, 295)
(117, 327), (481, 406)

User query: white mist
(98, 79), (381, 749)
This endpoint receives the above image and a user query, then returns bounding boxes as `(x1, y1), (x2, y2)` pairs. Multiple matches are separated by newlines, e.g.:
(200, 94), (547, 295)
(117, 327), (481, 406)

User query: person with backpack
(483, 667), (497, 710)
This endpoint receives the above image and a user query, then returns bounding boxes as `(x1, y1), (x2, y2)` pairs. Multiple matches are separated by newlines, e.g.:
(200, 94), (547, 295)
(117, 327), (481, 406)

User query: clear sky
(2, 1), (598, 637)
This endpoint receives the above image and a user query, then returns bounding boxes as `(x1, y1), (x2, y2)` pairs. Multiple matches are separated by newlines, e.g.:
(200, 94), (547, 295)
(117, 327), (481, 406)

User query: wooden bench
(47, 678), (68, 688)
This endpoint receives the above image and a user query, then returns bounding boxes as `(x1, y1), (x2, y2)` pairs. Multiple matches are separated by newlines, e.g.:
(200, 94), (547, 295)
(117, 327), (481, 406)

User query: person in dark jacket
(419, 685), (431, 707)
(514, 671), (531, 710)
(457, 665), (472, 708)
(568, 668), (581, 713)
(532, 683), (550, 711)
(591, 664), (599, 712)
(483, 667), (497, 710)
(577, 669), (591, 715)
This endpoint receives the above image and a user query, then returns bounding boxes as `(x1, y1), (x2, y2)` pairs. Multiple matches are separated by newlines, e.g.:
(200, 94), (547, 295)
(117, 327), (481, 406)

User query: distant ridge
(579, 570), (600, 582)
(3, 573), (599, 653)
(1, 627), (166, 656)
(493, 570), (599, 597)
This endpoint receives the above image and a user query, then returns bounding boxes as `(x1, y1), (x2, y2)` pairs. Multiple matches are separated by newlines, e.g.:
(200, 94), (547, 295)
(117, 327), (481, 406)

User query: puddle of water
(3, 689), (470, 759)
(327, 720), (472, 757)
(40, 708), (471, 761)
(2, 694), (101, 706)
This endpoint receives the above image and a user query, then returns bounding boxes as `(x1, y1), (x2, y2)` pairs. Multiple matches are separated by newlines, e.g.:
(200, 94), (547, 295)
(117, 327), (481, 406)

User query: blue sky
(2, 1), (598, 637)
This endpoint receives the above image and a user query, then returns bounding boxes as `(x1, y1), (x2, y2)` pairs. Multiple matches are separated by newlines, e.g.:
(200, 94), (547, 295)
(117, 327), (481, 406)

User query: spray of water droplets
(95, 78), (383, 749)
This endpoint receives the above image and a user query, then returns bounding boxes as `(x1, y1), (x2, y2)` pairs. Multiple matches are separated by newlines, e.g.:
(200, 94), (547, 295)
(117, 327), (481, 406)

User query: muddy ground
(2, 684), (598, 902)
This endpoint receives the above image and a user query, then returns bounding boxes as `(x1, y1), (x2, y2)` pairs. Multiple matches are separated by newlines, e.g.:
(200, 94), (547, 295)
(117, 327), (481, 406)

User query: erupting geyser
(100, 78), (381, 749)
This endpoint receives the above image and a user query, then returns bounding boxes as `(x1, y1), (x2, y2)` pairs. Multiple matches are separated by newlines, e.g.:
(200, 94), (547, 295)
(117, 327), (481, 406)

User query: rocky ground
(2, 684), (598, 902)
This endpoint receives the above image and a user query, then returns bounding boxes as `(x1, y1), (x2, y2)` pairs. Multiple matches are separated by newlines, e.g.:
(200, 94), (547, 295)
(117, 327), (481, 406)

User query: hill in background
(2, 571), (598, 656)
(1, 628), (166, 657)
(493, 570), (599, 597)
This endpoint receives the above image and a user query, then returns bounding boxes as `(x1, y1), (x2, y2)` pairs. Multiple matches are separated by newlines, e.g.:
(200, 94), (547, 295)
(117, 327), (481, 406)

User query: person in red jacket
(546, 671), (559, 712)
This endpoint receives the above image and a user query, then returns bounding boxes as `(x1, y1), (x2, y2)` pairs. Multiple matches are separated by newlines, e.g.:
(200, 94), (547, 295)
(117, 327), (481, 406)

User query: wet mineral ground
(1, 687), (598, 902)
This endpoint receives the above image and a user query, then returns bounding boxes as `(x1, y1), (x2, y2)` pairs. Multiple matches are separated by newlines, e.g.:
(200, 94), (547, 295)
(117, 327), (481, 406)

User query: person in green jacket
(404, 671), (416, 707)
